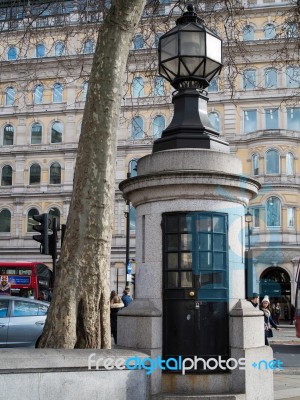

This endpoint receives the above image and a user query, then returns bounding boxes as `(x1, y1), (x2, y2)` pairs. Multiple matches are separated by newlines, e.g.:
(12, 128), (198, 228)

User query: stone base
(152, 394), (245, 400)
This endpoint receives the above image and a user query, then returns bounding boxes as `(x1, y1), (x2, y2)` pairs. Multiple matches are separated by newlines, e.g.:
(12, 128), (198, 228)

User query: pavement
(270, 324), (300, 400)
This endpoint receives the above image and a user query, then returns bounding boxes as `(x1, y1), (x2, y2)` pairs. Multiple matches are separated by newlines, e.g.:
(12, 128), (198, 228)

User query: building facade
(0, 0), (299, 319)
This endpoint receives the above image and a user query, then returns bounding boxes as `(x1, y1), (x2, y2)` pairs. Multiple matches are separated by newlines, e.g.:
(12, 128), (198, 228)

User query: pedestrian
(290, 304), (295, 325)
(38, 291), (48, 301)
(260, 295), (280, 346)
(247, 292), (259, 308)
(121, 288), (133, 307)
(110, 290), (124, 344)
(271, 303), (276, 320)
(275, 302), (281, 325)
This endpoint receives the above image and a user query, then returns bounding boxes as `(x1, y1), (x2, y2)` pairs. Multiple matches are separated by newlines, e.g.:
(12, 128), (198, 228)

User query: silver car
(0, 296), (49, 347)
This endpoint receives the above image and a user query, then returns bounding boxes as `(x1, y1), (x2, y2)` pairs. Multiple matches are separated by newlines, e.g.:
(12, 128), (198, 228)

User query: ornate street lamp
(153, 3), (227, 152)
(245, 210), (253, 250)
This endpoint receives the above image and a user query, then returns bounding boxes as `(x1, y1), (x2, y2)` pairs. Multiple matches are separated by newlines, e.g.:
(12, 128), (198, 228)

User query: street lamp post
(153, 3), (227, 153)
(245, 210), (253, 251)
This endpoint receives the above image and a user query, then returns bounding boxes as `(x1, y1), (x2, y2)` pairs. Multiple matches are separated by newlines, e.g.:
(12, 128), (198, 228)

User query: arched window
(133, 35), (144, 49)
(33, 84), (44, 104)
(266, 149), (280, 174)
(54, 42), (65, 56)
(129, 159), (138, 177)
(243, 25), (254, 41)
(1, 165), (12, 186)
(131, 116), (144, 139)
(265, 68), (277, 89)
(7, 47), (17, 60)
(83, 40), (94, 54)
(27, 208), (39, 232)
(152, 115), (165, 138)
(264, 24), (276, 39)
(53, 83), (63, 103)
(36, 43), (45, 58)
(154, 32), (163, 48)
(208, 112), (221, 132)
(208, 77), (219, 93)
(154, 76), (165, 96)
(132, 77), (144, 97)
(243, 69), (256, 90)
(82, 81), (88, 100)
(51, 121), (63, 143)
(29, 164), (41, 185)
(286, 66), (300, 88)
(5, 87), (15, 106)
(252, 153), (259, 176)
(31, 123), (42, 144)
(286, 153), (294, 175)
(49, 207), (61, 227)
(50, 162), (61, 184)
(129, 206), (136, 231)
(3, 124), (14, 145)
(266, 197), (281, 227)
(0, 209), (11, 232)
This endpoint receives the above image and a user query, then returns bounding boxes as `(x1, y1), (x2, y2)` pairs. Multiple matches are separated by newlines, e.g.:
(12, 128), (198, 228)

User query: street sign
(126, 274), (132, 282)
(127, 262), (132, 274)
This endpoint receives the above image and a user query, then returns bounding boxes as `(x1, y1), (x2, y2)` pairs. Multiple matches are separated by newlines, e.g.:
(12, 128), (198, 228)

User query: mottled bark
(39, 0), (146, 349)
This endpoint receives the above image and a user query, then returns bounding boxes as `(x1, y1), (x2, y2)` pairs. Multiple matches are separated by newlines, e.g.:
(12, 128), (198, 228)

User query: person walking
(275, 302), (281, 325)
(290, 304), (295, 325)
(110, 290), (124, 344)
(121, 288), (133, 307)
(260, 295), (280, 346)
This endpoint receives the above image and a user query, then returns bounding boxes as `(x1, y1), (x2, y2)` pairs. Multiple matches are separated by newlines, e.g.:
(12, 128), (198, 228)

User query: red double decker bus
(295, 260), (300, 338)
(0, 262), (52, 300)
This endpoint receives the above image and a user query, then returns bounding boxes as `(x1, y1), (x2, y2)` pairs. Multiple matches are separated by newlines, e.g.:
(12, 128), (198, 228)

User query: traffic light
(131, 273), (136, 286)
(32, 213), (49, 255)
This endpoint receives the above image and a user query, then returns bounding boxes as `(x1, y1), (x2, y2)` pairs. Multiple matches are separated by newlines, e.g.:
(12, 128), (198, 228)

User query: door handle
(189, 291), (195, 297)
(0, 324), (6, 328)
(35, 321), (45, 326)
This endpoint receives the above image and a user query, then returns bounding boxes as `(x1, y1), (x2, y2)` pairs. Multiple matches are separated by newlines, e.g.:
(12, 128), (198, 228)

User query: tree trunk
(39, 0), (146, 349)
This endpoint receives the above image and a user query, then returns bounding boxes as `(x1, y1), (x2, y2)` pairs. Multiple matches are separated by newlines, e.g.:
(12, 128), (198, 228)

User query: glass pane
(167, 272), (178, 288)
(13, 301), (39, 317)
(213, 216), (225, 232)
(181, 271), (193, 287)
(206, 34), (222, 63)
(181, 253), (192, 269)
(167, 253), (178, 269)
(196, 215), (211, 232)
(213, 235), (225, 251)
(199, 252), (212, 268)
(166, 234), (178, 251)
(181, 234), (192, 250)
(180, 215), (192, 232)
(199, 233), (211, 251)
(166, 216), (178, 232)
(214, 253), (226, 268)
(161, 32), (178, 60)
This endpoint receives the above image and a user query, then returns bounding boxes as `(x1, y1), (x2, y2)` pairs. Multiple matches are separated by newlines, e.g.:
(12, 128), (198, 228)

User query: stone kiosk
(118, 5), (274, 400)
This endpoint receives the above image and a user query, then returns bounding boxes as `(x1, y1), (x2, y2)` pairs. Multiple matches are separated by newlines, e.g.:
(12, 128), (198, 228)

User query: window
(264, 24), (276, 39)
(133, 35), (144, 49)
(266, 149), (279, 174)
(154, 32), (163, 48)
(82, 81), (88, 100)
(208, 77), (218, 93)
(0, 299), (8, 317)
(1, 165), (12, 186)
(243, 70), (256, 90)
(286, 153), (294, 175)
(265, 68), (277, 89)
(5, 87), (15, 106)
(286, 67), (300, 88)
(129, 159), (138, 177)
(266, 197), (281, 227)
(3, 124), (14, 145)
(132, 77), (144, 97)
(36, 43), (45, 58)
(154, 76), (165, 96)
(0, 209), (11, 233)
(131, 116), (144, 139)
(51, 121), (63, 143)
(33, 84), (44, 104)
(285, 23), (298, 38)
(83, 40), (94, 54)
(252, 153), (259, 176)
(49, 207), (61, 227)
(12, 301), (39, 317)
(243, 25), (254, 41)
(243, 110), (257, 133)
(50, 162), (61, 184)
(31, 123), (42, 144)
(29, 164), (41, 185)
(252, 208), (260, 228)
(130, 206), (136, 230)
(54, 42), (64, 56)
(53, 83), (63, 103)
(208, 112), (221, 132)
(265, 108), (279, 130)
(152, 115), (165, 138)
(287, 207), (295, 227)
(7, 47), (17, 60)
(27, 208), (39, 232)
(287, 107), (300, 130)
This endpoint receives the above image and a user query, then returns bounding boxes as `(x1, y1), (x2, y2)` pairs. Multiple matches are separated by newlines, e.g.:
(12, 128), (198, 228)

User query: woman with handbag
(260, 295), (280, 345)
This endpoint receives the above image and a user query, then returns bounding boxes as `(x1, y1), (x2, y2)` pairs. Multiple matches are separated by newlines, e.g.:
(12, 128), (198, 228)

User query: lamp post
(245, 210), (253, 251)
(153, 3), (227, 152)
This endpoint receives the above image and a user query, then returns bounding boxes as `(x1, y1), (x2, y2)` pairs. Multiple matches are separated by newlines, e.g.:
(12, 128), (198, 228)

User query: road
(272, 344), (300, 369)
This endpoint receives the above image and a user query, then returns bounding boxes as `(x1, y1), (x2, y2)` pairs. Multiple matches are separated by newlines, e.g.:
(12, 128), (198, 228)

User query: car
(0, 295), (49, 348)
